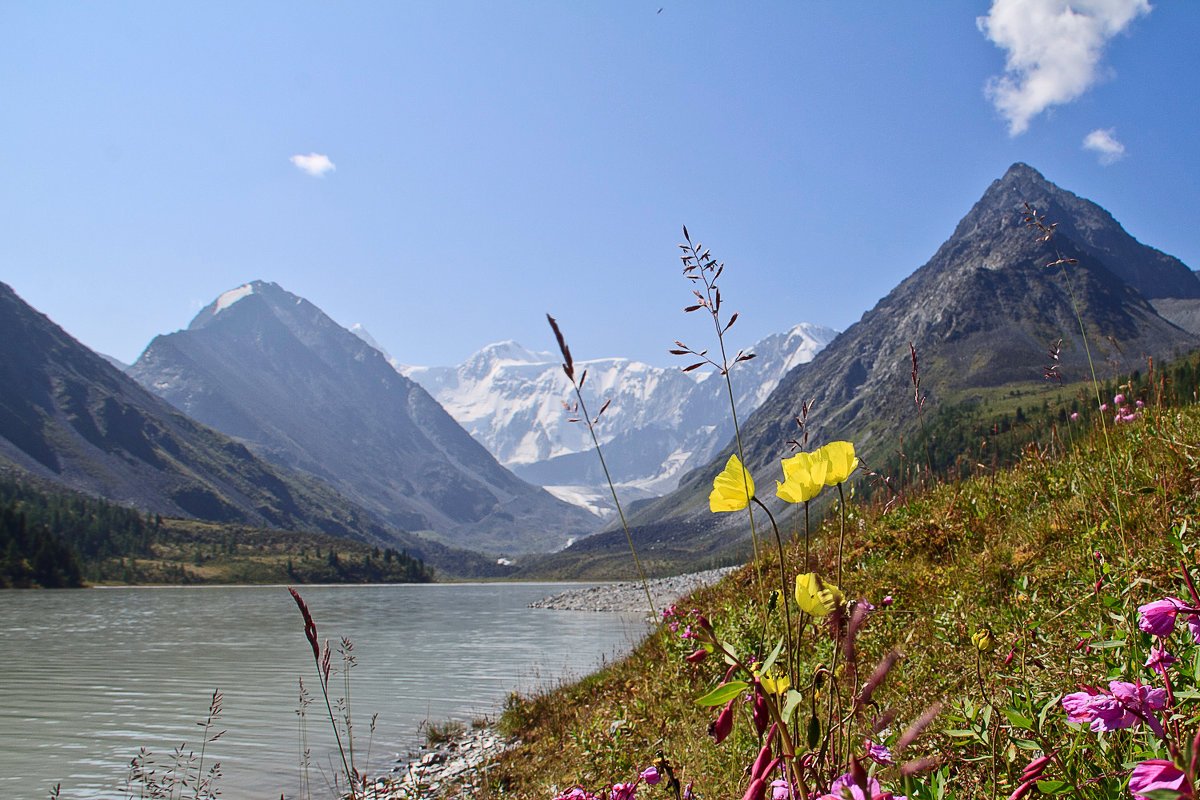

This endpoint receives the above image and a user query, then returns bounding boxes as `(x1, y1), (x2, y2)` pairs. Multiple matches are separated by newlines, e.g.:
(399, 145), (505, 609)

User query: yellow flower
(776, 451), (828, 503)
(758, 669), (790, 695)
(794, 572), (844, 617)
(971, 627), (997, 654)
(709, 454), (755, 512)
(818, 441), (858, 486)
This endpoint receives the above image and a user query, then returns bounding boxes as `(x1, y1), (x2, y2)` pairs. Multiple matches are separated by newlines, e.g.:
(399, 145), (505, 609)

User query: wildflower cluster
(551, 765), (667, 800)
(1099, 392), (1144, 425)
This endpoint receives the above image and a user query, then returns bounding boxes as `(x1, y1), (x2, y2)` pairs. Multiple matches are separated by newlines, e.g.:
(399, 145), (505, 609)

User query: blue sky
(3, 1), (1197, 369)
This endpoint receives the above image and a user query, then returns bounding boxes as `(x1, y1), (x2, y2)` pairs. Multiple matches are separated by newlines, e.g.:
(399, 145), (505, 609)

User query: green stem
(572, 384), (657, 621)
(836, 484), (847, 587)
(1058, 262), (1127, 558)
(753, 497), (794, 687)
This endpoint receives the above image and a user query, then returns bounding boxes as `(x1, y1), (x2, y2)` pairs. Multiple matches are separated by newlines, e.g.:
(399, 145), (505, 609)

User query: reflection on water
(0, 583), (647, 800)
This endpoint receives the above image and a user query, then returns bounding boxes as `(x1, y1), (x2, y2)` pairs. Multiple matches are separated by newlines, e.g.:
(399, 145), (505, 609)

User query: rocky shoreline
(372, 726), (514, 799)
(527, 566), (738, 615)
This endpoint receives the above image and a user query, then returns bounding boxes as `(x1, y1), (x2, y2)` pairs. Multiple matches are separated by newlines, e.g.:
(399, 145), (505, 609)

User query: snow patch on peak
(215, 284), (255, 314)
(476, 340), (552, 365)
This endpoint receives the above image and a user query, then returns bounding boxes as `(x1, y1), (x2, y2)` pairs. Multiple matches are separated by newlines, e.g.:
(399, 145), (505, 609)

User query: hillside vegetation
(0, 477), (434, 587)
(490, 357), (1200, 799)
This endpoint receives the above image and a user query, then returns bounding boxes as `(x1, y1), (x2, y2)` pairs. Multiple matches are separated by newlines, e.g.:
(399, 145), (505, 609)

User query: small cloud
(290, 153), (336, 177)
(977, 0), (1151, 135)
(1083, 127), (1127, 164)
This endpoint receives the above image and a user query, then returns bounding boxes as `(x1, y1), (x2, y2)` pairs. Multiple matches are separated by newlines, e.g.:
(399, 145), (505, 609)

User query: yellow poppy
(776, 451), (828, 503)
(794, 572), (844, 617)
(818, 441), (858, 486)
(709, 454), (755, 512)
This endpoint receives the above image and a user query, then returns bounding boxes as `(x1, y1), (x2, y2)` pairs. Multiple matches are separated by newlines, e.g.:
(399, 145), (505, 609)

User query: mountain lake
(0, 583), (650, 799)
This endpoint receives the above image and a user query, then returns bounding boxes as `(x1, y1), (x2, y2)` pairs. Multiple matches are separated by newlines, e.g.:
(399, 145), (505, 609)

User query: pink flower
(1100, 403), (1109, 411)
(881, 595), (894, 606)
(1070, 412), (1079, 420)
(1128, 759), (1193, 800)
(641, 767), (661, 786)
(553, 789), (599, 800)
(815, 773), (907, 800)
(770, 779), (790, 800)
(1136, 399), (1145, 408)
(1145, 642), (1178, 672)
(1062, 682), (1167, 736)
(611, 782), (638, 800)
(1114, 394), (1126, 405)
(1139, 598), (1187, 636)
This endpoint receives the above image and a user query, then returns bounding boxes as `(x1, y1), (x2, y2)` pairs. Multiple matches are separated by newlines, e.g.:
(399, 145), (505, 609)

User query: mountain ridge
(130, 281), (597, 554)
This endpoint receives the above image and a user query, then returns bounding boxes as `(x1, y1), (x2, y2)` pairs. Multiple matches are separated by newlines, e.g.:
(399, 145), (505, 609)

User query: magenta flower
(553, 789), (599, 800)
(641, 767), (660, 786)
(770, 778), (790, 800)
(814, 773), (907, 800)
(1136, 399), (1145, 408)
(866, 740), (894, 765)
(1145, 642), (1179, 672)
(1139, 598), (1187, 636)
(1063, 681), (1166, 737)
(1070, 412), (1079, 420)
(1114, 393), (1126, 405)
(1128, 759), (1193, 800)
(611, 782), (638, 800)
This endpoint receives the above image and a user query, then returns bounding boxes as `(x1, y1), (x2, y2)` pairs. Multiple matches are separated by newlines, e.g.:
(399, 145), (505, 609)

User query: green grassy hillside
(489, 373), (1200, 799)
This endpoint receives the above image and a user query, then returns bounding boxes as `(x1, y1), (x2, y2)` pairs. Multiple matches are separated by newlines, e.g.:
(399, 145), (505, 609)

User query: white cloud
(977, 0), (1151, 135)
(289, 152), (336, 177)
(1083, 127), (1127, 164)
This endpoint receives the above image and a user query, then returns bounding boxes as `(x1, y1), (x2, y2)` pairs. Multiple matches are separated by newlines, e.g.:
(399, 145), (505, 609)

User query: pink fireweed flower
(553, 789), (599, 800)
(611, 784), (636, 800)
(1063, 681), (1167, 737)
(1139, 598), (1188, 636)
(1145, 642), (1179, 672)
(770, 778), (790, 800)
(815, 773), (907, 800)
(866, 740), (894, 765)
(1128, 759), (1193, 800)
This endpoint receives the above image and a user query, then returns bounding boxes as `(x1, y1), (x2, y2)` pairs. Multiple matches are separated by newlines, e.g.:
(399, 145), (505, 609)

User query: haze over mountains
(381, 323), (836, 515)
(3, 162), (1196, 578)
(0, 279), (508, 577)
(128, 281), (596, 555)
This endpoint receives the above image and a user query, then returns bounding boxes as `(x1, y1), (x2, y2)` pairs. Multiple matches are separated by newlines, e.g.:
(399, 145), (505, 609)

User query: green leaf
(943, 729), (978, 738)
(759, 636), (785, 676)
(782, 689), (805, 728)
(1011, 738), (1042, 751)
(1088, 639), (1126, 649)
(1003, 709), (1035, 730)
(695, 680), (749, 707)
(1035, 780), (1070, 794)
(720, 640), (739, 666)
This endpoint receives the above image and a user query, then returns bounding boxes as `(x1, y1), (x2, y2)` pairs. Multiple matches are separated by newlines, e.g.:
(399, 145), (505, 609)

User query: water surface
(0, 583), (647, 799)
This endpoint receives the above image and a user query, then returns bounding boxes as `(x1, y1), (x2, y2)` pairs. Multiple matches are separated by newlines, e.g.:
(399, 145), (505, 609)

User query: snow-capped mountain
(130, 281), (598, 555)
(370, 323), (837, 514)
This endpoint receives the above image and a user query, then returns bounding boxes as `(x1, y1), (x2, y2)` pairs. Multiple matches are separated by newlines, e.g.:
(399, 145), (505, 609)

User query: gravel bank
(372, 727), (514, 799)
(528, 567), (738, 614)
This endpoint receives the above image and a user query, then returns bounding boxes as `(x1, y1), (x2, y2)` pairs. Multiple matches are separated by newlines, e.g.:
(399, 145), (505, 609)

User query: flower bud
(971, 627), (996, 654)
(708, 697), (735, 744)
(686, 648), (709, 663)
